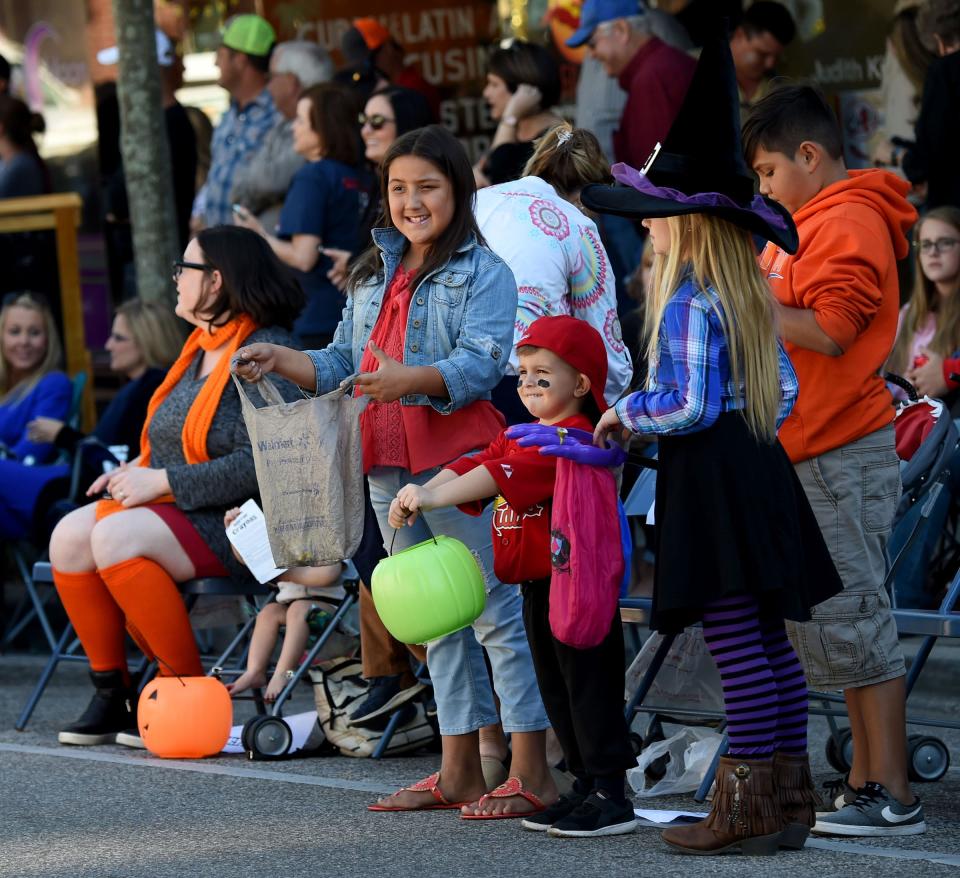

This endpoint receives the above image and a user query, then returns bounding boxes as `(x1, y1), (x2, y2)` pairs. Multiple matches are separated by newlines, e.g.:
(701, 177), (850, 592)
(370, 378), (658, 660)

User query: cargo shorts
(785, 425), (906, 689)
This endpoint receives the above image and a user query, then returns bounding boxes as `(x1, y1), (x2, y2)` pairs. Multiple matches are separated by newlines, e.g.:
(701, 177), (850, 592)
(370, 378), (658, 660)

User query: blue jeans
(368, 465), (548, 736)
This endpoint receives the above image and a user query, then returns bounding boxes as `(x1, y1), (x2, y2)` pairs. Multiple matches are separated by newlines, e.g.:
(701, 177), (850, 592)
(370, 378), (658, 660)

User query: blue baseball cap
(566, 0), (647, 48)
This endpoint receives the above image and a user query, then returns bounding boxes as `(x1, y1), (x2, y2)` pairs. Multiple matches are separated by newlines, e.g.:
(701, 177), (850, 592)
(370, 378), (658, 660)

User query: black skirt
(651, 411), (842, 634)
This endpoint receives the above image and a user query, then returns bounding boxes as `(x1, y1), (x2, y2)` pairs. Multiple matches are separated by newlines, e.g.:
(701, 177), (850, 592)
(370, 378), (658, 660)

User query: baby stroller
(885, 374), (960, 610)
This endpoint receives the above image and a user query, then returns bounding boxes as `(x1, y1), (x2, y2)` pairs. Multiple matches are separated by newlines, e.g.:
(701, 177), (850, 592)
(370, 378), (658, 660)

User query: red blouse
(358, 265), (505, 474)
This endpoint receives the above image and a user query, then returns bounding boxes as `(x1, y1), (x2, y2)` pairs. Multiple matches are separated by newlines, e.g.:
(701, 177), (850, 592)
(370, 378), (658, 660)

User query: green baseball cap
(221, 14), (276, 57)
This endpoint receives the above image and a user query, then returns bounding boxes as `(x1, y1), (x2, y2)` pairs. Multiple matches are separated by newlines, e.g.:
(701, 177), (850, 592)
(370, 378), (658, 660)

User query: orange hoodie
(759, 169), (917, 464)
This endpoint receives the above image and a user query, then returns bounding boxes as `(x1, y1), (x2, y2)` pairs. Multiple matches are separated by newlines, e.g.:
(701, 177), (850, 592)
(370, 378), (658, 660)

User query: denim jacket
(307, 228), (518, 414)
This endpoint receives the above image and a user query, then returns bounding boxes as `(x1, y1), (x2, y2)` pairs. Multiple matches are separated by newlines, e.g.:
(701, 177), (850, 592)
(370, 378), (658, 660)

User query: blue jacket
(307, 228), (518, 414)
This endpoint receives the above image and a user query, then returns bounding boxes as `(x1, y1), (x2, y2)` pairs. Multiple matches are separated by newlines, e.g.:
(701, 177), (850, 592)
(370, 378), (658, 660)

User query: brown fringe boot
(774, 751), (821, 849)
(661, 756), (782, 855)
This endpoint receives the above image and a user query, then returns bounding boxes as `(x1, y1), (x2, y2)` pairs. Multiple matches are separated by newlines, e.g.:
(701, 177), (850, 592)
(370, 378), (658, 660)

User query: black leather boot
(58, 670), (137, 746)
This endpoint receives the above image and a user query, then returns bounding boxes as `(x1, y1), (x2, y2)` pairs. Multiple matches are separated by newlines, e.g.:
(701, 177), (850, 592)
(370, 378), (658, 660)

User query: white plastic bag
(624, 627), (724, 715)
(628, 725), (724, 797)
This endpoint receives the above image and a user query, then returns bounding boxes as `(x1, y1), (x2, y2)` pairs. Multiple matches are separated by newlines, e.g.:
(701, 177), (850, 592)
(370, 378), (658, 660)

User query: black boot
(58, 670), (137, 746)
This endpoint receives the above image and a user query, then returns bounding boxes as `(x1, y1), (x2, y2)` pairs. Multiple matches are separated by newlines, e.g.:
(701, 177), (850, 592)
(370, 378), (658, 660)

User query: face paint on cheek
(537, 379), (551, 388)
(517, 377), (524, 388)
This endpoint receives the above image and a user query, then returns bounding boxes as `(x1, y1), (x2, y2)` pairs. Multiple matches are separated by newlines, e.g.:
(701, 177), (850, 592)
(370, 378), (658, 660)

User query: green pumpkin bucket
(371, 524), (486, 645)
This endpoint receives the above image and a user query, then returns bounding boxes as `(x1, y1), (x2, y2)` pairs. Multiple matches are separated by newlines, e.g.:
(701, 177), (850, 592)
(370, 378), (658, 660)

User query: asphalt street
(2, 638), (960, 878)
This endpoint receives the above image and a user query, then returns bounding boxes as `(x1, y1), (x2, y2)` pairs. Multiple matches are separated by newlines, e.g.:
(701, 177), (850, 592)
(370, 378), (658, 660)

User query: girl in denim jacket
(234, 126), (557, 819)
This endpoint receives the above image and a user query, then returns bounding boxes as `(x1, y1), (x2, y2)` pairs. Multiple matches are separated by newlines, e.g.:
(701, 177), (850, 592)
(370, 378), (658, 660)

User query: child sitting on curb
(389, 315), (639, 838)
(223, 506), (344, 701)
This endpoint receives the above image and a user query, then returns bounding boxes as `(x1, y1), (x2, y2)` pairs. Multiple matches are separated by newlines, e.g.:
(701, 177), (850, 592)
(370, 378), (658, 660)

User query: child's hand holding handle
(389, 483), (433, 528)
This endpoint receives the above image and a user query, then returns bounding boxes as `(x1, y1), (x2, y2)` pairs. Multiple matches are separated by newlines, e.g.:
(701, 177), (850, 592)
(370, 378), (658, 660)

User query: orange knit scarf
(96, 314), (258, 518)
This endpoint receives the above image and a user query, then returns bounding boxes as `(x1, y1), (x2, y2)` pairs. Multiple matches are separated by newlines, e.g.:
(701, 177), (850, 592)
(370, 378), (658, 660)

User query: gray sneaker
(812, 782), (925, 837)
(818, 776), (858, 813)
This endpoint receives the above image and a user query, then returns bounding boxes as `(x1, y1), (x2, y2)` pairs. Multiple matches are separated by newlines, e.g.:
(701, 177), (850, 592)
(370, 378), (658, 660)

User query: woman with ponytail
(475, 123), (633, 424)
(48, 225), (304, 748)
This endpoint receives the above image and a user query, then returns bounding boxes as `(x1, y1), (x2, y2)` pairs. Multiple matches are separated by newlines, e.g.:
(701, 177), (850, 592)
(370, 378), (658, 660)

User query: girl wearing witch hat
(584, 28), (842, 856)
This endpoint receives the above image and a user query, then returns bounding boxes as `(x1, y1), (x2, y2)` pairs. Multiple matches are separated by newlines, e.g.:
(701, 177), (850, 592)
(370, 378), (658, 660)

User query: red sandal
(460, 776), (548, 820)
(368, 772), (472, 812)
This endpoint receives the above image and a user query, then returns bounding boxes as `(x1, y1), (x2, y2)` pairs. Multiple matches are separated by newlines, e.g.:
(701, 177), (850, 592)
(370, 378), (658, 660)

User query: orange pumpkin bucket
(137, 676), (232, 758)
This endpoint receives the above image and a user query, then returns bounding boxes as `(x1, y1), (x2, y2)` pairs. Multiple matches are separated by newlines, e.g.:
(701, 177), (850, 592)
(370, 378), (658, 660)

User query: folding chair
(2, 371), (88, 652)
(15, 561), (271, 731)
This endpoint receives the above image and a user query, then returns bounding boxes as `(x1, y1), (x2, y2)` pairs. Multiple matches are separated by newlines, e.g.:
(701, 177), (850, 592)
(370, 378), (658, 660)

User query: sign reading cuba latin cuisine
(263, 0), (502, 160)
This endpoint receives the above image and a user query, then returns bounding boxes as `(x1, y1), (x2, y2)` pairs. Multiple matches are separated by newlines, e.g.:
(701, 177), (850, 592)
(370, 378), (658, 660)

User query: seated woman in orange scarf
(49, 225), (305, 748)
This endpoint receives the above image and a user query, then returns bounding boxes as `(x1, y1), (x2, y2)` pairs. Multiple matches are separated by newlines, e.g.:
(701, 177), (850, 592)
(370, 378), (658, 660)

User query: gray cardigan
(146, 325), (300, 579)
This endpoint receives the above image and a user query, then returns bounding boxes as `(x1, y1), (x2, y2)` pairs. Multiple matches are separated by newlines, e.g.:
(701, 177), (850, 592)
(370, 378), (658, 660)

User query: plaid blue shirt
(616, 275), (798, 436)
(193, 89), (278, 227)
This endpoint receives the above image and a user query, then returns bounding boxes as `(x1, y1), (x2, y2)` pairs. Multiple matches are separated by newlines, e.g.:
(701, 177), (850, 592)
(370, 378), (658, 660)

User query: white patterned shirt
(475, 176), (633, 405)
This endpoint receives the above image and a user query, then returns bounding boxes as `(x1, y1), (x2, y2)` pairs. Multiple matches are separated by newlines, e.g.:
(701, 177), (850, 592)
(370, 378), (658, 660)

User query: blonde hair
(645, 214), (782, 440)
(115, 298), (186, 370)
(522, 123), (613, 200)
(0, 292), (62, 403)
(886, 205), (960, 377)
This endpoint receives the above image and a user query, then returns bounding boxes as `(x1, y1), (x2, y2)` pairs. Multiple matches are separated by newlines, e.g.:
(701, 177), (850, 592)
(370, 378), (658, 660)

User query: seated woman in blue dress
(15, 298), (185, 541)
(0, 291), (71, 537)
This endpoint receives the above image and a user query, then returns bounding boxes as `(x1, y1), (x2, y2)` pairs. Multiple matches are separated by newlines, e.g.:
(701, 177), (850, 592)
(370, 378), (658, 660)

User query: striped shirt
(615, 275), (798, 436)
(193, 89), (278, 227)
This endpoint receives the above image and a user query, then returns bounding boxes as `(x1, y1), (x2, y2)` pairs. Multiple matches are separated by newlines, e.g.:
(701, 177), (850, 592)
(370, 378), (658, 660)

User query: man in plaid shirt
(192, 15), (278, 230)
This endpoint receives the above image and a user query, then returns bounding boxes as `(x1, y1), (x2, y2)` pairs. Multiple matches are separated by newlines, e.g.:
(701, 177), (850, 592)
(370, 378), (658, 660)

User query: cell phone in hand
(231, 203), (248, 219)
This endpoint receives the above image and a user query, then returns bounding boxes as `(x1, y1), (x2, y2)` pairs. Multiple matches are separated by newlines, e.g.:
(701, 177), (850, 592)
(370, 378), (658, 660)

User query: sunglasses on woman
(2, 291), (49, 308)
(359, 112), (395, 131)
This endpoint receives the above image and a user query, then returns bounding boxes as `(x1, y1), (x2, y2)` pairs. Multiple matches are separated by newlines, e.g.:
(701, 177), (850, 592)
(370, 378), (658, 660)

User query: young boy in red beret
(388, 315), (637, 838)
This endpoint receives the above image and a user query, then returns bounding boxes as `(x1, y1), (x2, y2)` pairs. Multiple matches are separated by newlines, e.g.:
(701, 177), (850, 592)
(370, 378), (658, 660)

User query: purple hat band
(611, 162), (789, 232)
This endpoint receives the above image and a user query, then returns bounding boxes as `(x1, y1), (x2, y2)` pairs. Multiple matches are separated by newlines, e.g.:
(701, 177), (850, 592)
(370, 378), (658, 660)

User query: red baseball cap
(517, 315), (608, 413)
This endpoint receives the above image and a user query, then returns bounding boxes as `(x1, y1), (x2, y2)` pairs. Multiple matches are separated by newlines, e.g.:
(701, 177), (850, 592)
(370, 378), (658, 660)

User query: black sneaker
(349, 674), (426, 725)
(521, 790), (586, 832)
(58, 670), (136, 746)
(547, 791), (638, 838)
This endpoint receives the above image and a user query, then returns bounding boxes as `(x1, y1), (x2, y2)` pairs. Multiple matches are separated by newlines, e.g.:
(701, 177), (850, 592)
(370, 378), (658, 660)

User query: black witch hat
(580, 26), (799, 253)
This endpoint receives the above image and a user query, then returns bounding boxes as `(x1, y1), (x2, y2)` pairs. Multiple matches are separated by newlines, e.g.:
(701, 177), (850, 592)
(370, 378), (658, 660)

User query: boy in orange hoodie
(743, 84), (926, 838)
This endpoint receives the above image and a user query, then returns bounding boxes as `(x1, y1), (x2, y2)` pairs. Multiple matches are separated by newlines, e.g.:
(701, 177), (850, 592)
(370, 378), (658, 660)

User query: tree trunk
(111, 0), (179, 305)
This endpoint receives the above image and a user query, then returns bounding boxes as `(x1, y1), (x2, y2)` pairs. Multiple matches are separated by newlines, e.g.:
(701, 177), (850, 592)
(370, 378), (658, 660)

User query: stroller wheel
(825, 728), (854, 773)
(907, 735), (950, 782)
(240, 715), (262, 753)
(247, 715), (293, 760)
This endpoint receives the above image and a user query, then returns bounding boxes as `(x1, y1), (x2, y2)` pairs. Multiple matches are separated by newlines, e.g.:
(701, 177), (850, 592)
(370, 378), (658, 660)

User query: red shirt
(359, 266), (505, 474)
(614, 36), (696, 171)
(445, 414), (593, 584)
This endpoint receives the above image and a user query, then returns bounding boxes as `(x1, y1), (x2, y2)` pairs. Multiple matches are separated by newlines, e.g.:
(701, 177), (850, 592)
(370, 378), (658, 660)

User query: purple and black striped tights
(701, 594), (809, 758)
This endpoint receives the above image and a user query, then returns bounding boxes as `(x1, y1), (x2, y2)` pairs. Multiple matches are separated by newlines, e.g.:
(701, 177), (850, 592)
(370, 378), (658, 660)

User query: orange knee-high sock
(52, 568), (130, 682)
(97, 557), (202, 677)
